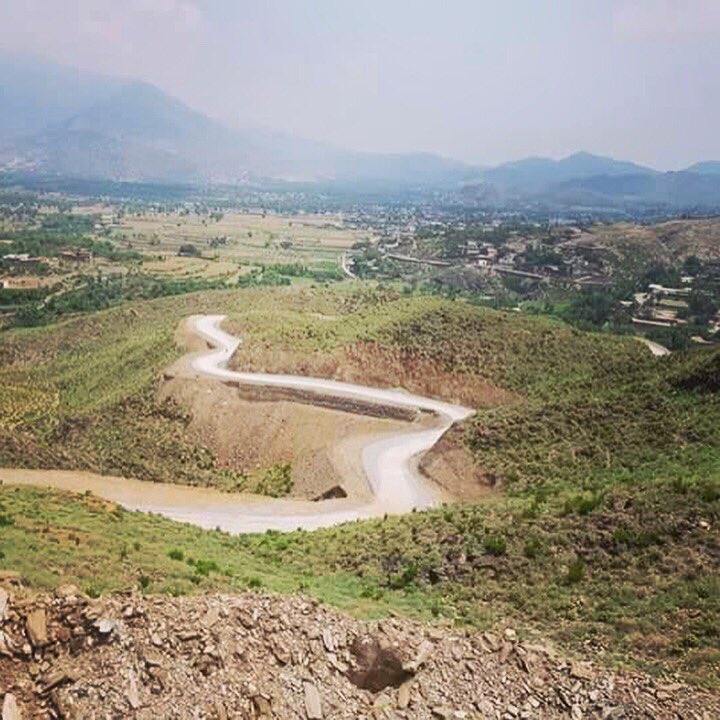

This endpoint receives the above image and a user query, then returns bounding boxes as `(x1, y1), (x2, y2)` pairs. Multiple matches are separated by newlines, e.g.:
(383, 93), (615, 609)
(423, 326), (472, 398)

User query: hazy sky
(1, 0), (719, 169)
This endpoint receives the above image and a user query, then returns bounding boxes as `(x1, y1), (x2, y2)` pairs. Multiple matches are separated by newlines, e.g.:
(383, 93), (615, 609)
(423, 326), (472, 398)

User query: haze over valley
(3, 54), (720, 212)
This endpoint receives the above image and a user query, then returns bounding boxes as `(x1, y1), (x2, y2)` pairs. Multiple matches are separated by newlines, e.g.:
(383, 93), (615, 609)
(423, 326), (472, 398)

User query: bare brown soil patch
(419, 424), (501, 501)
(168, 315), (507, 502)
(230, 340), (516, 409)
(159, 375), (412, 501)
(0, 275), (60, 289)
(571, 218), (720, 265)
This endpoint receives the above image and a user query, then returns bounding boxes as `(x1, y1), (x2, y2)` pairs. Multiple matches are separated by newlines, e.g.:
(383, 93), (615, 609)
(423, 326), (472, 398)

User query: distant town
(1, 187), (719, 350)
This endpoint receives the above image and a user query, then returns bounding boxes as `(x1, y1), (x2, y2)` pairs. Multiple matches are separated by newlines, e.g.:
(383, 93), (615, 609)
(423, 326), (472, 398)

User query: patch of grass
(564, 557), (586, 585)
(483, 534), (507, 556)
(252, 462), (293, 498)
(0, 287), (301, 493)
(523, 535), (544, 560)
(0, 484), (431, 619)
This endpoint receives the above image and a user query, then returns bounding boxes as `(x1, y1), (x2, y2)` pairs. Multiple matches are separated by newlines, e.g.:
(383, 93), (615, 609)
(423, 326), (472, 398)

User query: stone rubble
(0, 587), (716, 719)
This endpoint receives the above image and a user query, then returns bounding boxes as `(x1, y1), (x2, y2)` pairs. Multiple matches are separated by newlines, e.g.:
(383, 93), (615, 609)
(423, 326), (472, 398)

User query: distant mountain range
(1, 55), (720, 207)
(480, 151), (655, 192)
(0, 55), (472, 187)
(686, 161), (720, 176)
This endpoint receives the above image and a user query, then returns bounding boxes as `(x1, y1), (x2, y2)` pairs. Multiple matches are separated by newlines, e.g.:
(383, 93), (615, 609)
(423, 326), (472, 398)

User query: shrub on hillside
(672, 349), (720, 393)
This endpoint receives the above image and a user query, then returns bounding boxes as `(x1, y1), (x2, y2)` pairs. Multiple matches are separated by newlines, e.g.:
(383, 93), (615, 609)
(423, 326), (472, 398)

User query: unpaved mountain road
(638, 337), (671, 356)
(1, 315), (473, 533)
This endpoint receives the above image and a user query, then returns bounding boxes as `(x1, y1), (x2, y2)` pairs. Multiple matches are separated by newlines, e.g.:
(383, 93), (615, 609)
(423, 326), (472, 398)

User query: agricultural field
(104, 207), (373, 273)
(1, 205), (362, 330)
(140, 255), (249, 281)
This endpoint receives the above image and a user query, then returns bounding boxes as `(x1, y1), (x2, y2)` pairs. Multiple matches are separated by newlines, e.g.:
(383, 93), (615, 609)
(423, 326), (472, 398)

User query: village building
(1, 254), (44, 271)
(59, 248), (92, 264)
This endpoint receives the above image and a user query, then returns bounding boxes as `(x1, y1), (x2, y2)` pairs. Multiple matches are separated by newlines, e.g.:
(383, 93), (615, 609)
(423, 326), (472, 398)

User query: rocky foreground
(0, 586), (717, 719)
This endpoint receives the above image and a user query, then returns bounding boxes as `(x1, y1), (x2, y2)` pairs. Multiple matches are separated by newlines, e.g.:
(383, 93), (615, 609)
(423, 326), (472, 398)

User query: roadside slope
(2, 589), (717, 719)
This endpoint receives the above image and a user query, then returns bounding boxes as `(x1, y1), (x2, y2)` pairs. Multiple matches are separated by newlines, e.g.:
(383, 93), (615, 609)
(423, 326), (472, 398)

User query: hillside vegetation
(225, 288), (718, 497)
(585, 218), (720, 266)
(0, 288), (298, 494)
(226, 289), (649, 406)
(0, 283), (718, 686)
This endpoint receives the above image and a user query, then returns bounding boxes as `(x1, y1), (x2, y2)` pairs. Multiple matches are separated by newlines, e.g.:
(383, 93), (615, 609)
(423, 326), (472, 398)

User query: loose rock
(0, 592), (715, 719)
(304, 681), (323, 719)
(2, 694), (21, 720)
(0, 589), (8, 624)
(26, 609), (47, 648)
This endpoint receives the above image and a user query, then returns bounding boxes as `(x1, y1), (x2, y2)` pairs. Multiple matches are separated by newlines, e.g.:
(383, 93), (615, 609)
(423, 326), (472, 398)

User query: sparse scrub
(0, 468), (719, 687)
(0, 288), (298, 494)
(193, 559), (220, 577)
(253, 462), (293, 497)
(564, 557), (586, 585)
(523, 535), (544, 560)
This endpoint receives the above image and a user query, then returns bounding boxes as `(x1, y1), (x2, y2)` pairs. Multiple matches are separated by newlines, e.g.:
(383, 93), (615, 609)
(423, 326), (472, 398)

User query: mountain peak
(686, 161), (720, 175)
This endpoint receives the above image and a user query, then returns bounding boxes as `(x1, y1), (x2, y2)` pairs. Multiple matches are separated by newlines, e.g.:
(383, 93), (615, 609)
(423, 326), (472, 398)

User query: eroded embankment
(158, 374), (420, 501)
(177, 314), (511, 503)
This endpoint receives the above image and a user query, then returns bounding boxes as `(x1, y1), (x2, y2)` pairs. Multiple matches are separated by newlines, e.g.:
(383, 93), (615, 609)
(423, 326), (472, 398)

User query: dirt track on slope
(165, 317), (433, 502)
(159, 374), (416, 501)
(0, 315), (480, 532)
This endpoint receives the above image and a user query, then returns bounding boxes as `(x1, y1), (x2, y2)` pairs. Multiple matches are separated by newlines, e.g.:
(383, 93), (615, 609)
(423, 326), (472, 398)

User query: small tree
(178, 243), (201, 257)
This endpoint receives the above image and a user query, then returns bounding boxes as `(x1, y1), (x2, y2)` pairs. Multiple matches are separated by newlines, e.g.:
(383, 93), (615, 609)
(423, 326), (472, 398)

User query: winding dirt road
(1, 315), (473, 533)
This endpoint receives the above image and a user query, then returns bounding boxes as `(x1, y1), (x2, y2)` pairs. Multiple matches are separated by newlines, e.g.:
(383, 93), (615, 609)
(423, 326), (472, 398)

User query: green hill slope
(0, 284), (718, 686)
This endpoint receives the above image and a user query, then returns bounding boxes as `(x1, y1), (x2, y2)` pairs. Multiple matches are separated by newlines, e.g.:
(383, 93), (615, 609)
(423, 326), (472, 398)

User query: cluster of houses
(1, 247), (92, 277)
(631, 284), (691, 328)
(631, 281), (720, 336)
(1, 253), (45, 272)
(459, 236), (615, 288)
(465, 241), (498, 267)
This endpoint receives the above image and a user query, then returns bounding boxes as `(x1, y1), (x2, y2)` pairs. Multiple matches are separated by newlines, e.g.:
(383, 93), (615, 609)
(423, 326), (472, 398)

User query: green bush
(563, 494), (603, 516)
(483, 534), (507, 556)
(254, 463), (293, 497)
(194, 559), (220, 577)
(523, 536), (544, 560)
(389, 562), (419, 590)
(564, 558), (585, 585)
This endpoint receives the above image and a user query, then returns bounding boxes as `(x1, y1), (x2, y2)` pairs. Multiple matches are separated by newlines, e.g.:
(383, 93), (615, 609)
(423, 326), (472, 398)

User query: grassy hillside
(223, 288), (720, 496)
(1, 284), (647, 482)
(226, 289), (650, 405)
(0, 288), (298, 492)
(3, 282), (716, 503)
(575, 219), (720, 272)
(0, 283), (718, 686)
(0, 466), (717, 687)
